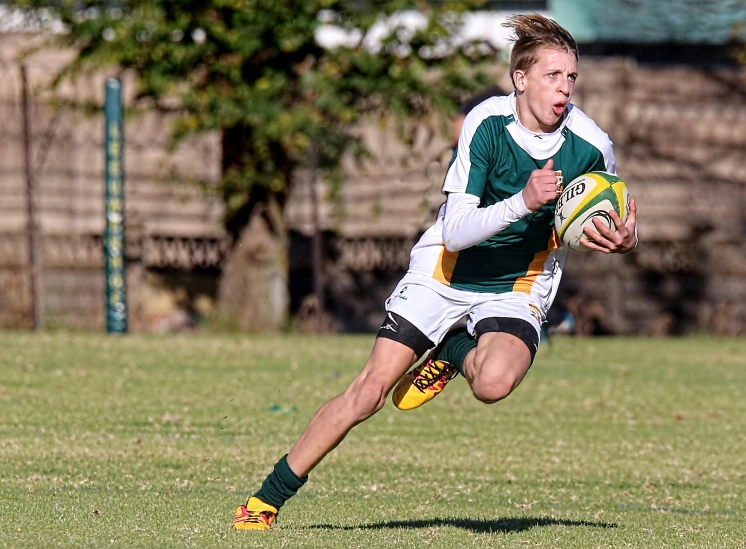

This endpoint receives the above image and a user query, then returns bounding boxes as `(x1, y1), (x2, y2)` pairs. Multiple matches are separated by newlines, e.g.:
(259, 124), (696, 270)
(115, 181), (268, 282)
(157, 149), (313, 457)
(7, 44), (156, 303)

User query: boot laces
(243, 508), (275, 525)
(412, 360), (453, 391)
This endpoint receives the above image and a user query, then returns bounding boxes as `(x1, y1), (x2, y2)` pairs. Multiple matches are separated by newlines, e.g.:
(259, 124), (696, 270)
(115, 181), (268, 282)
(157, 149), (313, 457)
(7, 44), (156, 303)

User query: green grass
(1, 333), (745, 548)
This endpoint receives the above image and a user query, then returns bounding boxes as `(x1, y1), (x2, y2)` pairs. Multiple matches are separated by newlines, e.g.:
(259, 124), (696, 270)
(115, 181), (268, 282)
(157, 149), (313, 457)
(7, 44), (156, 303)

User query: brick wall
(1, 31), (745, 334)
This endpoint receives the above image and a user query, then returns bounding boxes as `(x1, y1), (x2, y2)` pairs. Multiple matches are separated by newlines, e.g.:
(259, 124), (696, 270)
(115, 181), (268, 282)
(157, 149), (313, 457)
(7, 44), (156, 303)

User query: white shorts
(384, 272), (544, 349)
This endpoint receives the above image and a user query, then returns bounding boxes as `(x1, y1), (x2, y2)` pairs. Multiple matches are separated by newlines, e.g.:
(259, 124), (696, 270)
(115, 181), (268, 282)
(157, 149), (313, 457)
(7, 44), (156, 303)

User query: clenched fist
(522, 159), (560, 212)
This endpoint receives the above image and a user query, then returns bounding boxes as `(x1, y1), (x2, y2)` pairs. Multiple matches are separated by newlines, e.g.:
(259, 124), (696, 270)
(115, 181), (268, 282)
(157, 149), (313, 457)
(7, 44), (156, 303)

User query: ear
(513, 69), (527, 92)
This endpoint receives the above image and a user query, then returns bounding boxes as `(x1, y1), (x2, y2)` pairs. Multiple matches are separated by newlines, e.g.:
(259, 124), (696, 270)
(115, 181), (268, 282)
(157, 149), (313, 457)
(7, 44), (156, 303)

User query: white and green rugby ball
(554, 172), (629, 251)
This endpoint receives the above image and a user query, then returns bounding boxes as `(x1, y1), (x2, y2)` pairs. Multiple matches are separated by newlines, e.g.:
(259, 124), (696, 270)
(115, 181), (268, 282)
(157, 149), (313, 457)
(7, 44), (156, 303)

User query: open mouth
(552, 103), (566, 116)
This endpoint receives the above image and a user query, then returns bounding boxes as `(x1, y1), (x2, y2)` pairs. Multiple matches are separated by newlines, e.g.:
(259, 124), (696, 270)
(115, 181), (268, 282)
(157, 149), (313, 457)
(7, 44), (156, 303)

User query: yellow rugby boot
(231, 497), (278, 531)
(392, 352), (458, 410)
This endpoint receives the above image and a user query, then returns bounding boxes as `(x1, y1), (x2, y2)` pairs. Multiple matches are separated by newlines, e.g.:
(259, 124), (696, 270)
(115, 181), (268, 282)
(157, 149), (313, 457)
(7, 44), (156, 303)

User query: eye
(569, 74), (577, 82)
(548, 72), (557, 78)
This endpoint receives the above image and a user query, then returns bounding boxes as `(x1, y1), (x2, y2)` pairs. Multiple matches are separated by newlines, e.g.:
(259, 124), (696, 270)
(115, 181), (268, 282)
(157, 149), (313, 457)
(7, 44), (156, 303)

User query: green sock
(436, 328), (476, 376)
(253, 454), (307, 510)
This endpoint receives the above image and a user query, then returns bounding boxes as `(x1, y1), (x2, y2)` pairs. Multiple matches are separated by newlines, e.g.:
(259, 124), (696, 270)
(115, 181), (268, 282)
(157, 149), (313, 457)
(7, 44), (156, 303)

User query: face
(513, 47), (578, 133)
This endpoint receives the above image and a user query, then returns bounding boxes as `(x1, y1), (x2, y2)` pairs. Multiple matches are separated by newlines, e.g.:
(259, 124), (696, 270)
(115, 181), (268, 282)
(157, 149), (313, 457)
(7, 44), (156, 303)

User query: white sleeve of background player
(442, 191), (532, 252)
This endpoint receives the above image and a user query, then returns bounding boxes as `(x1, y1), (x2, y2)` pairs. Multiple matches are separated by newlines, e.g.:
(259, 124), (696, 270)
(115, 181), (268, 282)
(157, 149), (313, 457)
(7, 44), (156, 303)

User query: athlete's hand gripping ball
(581, 198), (638, 254)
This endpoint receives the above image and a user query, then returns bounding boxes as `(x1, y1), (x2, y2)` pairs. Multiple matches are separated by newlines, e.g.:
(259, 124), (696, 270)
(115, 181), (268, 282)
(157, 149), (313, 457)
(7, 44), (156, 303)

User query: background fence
(0, 34), (225, 331)
(1, 32), (746, 335)
(288, 57), (746, 335)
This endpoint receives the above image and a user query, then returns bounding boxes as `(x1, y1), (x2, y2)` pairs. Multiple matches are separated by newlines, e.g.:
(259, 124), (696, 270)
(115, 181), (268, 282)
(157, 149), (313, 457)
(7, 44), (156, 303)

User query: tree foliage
(11, 0), (495, 232)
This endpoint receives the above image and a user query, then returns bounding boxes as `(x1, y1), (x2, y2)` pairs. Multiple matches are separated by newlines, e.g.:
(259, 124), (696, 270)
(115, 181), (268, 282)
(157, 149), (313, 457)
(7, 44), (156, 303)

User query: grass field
(1, 332), (745, 548)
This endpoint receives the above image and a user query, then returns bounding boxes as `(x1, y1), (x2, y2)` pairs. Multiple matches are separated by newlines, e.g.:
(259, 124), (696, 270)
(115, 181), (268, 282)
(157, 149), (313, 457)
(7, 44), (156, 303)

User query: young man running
(232, 14), (638, 530)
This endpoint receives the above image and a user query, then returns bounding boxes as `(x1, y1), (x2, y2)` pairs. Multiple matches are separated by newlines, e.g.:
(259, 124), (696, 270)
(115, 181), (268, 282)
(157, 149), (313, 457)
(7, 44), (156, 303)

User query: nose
(558, 76), (570, 96)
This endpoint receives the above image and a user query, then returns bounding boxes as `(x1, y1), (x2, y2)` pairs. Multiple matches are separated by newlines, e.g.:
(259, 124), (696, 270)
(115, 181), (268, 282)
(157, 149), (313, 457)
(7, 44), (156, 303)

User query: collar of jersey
(506, 92), (574, 160)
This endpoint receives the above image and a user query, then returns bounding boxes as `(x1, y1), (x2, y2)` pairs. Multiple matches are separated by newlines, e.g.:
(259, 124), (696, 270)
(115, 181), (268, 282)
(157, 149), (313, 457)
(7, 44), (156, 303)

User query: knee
(471, 375), (517, 404)
(346, 375), (387, 420)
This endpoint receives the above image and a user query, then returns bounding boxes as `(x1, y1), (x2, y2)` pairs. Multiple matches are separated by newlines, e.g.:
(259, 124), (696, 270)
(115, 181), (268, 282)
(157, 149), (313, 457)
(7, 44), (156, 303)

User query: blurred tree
(9, 0), (495, 331)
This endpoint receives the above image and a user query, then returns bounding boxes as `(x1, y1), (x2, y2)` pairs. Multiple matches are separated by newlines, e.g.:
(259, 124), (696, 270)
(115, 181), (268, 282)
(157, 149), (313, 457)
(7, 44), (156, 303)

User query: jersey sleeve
(442, 108), (496, 199)
(442, 191), (532, 252)
(566, 106), (617, 175)
(594, 135), (616, 174)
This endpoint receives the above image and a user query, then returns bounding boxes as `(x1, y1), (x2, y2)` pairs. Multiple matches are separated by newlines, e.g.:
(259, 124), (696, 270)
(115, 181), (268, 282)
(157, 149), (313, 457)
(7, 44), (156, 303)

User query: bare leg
(286, 338), (416, 476)
(461, 332), (533, 404)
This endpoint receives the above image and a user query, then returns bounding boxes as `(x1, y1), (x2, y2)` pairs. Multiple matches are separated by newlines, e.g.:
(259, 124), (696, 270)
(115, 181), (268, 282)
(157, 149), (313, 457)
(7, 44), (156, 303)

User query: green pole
(104, 78), (128, 334)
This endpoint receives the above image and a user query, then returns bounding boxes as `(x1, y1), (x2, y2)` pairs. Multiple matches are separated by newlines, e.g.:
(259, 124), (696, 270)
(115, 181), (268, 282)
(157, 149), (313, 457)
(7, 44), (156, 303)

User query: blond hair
(503, 14), (578, 88)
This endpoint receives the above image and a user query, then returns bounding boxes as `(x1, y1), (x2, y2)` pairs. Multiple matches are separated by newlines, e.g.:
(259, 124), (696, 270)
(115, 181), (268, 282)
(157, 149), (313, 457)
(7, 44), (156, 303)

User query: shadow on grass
(309, 516), (617, 533)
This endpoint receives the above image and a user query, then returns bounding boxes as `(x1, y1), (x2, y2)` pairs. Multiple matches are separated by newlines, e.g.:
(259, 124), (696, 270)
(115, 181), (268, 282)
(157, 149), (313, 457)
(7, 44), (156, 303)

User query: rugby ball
(554, 172), (629, 251)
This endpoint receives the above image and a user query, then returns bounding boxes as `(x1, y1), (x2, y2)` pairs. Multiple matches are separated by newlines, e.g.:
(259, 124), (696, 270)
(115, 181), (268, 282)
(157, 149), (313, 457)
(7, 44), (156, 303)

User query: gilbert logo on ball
(554, 172), (629, 251)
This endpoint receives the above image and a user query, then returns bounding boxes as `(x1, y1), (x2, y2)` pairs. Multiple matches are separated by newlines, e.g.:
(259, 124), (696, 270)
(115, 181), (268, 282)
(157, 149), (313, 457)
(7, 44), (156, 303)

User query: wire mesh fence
(0, 56), (225, 330)
(0, 48), (745, 334)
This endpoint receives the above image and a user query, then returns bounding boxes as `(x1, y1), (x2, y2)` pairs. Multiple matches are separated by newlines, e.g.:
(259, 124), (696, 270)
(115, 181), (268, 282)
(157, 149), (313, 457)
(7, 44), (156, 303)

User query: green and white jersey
(408, 93), (615, 310)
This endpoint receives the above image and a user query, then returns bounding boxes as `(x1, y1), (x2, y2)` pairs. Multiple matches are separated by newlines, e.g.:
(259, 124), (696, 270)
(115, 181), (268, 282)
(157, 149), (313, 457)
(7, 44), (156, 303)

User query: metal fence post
(20, 64), (41, 331)
(104, 78), (128, 334)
